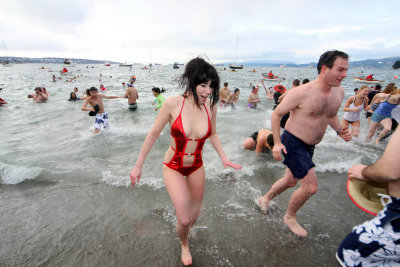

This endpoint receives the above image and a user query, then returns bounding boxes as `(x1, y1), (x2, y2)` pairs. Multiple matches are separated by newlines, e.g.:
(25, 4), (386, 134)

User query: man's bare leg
(284, 168), (318, 237)
(259, 168), (297, 213)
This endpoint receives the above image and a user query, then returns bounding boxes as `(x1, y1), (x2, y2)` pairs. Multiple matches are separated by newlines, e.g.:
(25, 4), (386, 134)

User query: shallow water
(0, 64), (399, 266)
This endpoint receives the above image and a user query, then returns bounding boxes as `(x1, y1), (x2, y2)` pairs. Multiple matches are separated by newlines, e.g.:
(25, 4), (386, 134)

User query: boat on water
(1, 59), (11, 67)
(2, 42), (12, 67)
(173, 63), (179, 69)
(63, 58), (70, 65)
(353, 77), (384, 84)
(261, 73), (279, 81)
(119, 63), (132, 67)
(104, 61), (111, 66)
(229, 64), (243, 70)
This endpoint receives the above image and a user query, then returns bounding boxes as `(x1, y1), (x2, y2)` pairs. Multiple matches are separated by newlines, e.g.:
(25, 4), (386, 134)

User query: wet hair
(267, 134), (274, 147)
(70, 92), (77, 99)
(252, 86), (259, 93)
(384, 83), (397, 94)
(86, 89), (91, 96)
(302, 78), (310, 84)
(89, 87), (98, 92)
(34, 87), (42, 92)
(234, 88), (240, 93)
(224, 82), (228, 86)
(317, 50), (349, 74)
(293, 79), (300, 87)
(375, 84), (382, 91)
(178, 57), (220, 109)
(152, 87), (165, 94)
(354, 88), (359, 92)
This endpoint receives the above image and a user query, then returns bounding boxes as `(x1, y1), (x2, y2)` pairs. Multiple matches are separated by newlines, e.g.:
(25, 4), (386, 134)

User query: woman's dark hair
(302, 78), (310, 84)
(178, 57), (220, 109)
(317, 50), (349, 74)
(152, 87), (165, 94)
(70, 92), (77, 99)
(86, 89), (91, 96)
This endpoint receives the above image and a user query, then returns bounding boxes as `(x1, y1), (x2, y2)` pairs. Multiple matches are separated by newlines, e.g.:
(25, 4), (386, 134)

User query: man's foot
(181, 242), (192, 266)
(283, 214), (307, 237)
(258, 196), (270, 214)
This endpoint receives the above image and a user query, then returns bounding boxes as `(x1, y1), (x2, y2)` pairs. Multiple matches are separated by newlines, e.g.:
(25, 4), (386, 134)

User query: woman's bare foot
(284, 214), (307, 237)
(181, 242), (192, 266)
(258, 196), (270, 214)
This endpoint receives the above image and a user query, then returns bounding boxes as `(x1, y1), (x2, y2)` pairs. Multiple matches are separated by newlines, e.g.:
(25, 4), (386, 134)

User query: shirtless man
(28, 87), (48, 103)
(242, 129), (274, 154)
(219, 82), (230, 106)
(258, 50), (352, 237)
(227, 88), (240, 109)
(125, 75), (139, 111)
(337, 127), (400, 266)
(81, 87), (122, 133)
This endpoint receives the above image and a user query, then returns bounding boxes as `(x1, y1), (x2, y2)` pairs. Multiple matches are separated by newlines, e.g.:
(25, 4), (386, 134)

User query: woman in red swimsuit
(130, 57), (241, 265)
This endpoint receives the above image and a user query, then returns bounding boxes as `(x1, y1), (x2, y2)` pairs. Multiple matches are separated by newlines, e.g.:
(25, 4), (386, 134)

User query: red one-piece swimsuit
(164, 97), (212, 176)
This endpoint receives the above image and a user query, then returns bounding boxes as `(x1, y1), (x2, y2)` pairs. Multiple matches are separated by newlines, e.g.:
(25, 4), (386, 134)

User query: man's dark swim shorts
(281, 130), (315, 179)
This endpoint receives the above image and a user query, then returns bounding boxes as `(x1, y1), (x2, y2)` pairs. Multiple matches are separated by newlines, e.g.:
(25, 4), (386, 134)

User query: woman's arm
(130, 97), (174, 186)
(208, 103), (242, 170)
(342, 96), (355, 112)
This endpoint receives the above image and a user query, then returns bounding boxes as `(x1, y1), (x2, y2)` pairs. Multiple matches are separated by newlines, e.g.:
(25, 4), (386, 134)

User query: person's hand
(339, 126), (352, 142)
(222, 159), (242, 170)
(272, 143), (287, 161)
(348, 164), (367, 180)
(130, 165), (142, 188)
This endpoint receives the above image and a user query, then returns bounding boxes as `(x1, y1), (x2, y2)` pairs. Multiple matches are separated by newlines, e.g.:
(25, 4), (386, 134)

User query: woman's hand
(130, 165), (142, 188)
(222, 159), (242, 170)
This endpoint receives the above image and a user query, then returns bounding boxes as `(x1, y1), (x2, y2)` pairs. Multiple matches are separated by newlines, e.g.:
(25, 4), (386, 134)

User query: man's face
(323, 57), (349, 87)
(90, 90), (98, 98)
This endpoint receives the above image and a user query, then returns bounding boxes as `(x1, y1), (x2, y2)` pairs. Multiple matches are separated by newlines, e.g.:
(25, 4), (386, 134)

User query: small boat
(63, 58), (70, 65)
(173, 63), (179, 69)
(229, 64), (243, 70)
(104, 61), (111, 66)
(261, 73), (279, 81)
(353, 77), (384, 84)
(119, 63), (132, 67)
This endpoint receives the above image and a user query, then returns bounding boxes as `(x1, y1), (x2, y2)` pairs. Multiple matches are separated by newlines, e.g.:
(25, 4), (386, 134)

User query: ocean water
(0, 63), (399, 266)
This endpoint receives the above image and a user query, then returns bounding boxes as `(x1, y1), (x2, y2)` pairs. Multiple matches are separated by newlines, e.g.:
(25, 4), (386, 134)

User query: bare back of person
(284, 81), (344, 145)
(124, 87), (138, 104)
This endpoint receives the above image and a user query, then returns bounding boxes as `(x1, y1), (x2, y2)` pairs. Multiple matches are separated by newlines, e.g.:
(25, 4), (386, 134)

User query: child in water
(152, 87), (165, 111)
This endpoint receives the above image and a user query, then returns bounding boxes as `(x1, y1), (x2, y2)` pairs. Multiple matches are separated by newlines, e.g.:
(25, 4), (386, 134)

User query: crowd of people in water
(2, 51), (400, 266)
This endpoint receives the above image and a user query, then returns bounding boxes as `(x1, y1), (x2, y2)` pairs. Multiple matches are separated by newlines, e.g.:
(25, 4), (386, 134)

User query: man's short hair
(317, 50), (349, 74)
(375, 84), (382, 91)
(224, 82), (228, 86)
(293, 79), (300, 87)
(89, 87), (98, 92)
(267, 134), (274, 147)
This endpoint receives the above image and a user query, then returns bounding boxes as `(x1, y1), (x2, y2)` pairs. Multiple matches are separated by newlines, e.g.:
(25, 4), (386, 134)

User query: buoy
(394, 76), (398, 79)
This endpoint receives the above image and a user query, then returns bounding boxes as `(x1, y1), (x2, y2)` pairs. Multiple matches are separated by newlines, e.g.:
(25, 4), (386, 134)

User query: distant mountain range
(0, 57), (119, 64)
(1, 56), (399, 68)
(227, 56), (400, 68)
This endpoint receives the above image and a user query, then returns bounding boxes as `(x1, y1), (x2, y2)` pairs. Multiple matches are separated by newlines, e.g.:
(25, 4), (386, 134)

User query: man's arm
(124, 88), (129, 98)
(349, 127), (400, 182)
(271, 88), (303, 160)
(102, 95), (123, 99)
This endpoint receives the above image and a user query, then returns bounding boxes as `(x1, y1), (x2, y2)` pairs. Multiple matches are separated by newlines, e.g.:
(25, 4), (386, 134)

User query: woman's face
(195, 80), (213, 104)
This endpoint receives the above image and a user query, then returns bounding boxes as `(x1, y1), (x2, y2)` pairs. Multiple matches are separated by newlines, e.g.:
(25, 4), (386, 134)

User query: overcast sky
(0, 0), (399, 64)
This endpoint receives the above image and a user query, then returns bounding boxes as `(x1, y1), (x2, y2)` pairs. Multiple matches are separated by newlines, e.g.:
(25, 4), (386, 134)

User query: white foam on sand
(0, 162), (42, 184)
